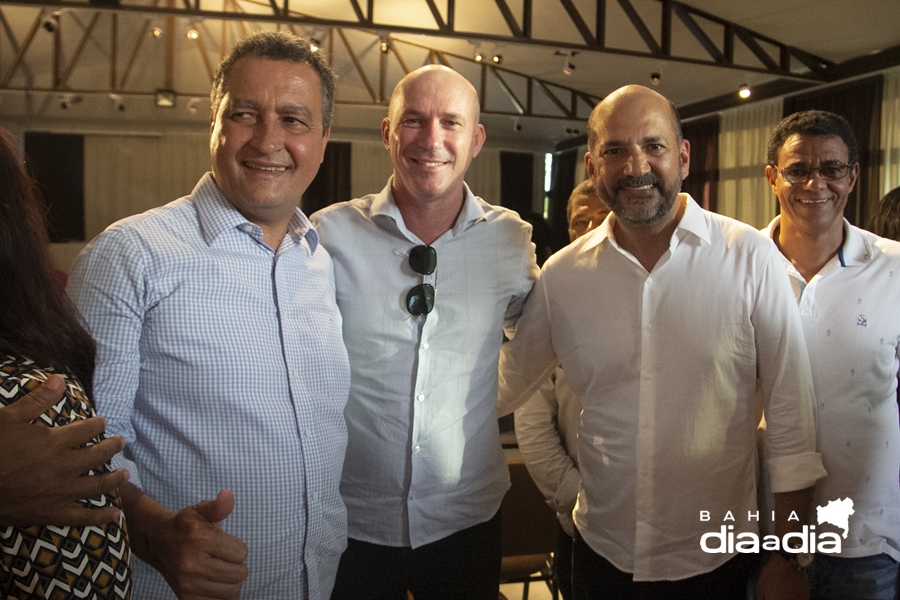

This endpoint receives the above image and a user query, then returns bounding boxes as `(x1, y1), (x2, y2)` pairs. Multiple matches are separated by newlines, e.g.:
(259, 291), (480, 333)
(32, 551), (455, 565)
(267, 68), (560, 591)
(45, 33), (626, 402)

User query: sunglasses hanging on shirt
(406, 245), (437, 316)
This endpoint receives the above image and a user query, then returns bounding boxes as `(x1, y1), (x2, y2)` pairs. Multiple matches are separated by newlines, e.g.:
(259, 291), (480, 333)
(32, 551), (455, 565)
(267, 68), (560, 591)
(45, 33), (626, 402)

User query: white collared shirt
(312, 179), (537, 548)
(499, 194), (825, 580)
(764, 217), (900, 561)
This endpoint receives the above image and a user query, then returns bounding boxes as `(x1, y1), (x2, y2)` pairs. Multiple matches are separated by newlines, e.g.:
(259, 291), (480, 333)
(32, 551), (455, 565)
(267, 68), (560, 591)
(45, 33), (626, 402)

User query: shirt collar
(581, 193), (708, 251)
(763, 215), (871, 269)
(193, 172), (319, 253)
(370, 176), (486, 241)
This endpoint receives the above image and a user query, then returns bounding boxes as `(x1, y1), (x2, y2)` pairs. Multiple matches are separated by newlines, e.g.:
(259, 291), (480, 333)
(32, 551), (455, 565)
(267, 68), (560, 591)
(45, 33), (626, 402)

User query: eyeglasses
(773, 162), (853, 185)
(406, 245), (437, 316)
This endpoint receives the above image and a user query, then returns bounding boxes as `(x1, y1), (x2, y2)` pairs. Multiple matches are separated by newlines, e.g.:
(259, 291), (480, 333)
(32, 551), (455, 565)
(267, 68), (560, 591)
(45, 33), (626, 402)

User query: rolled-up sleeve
(753, 248), (827, 493)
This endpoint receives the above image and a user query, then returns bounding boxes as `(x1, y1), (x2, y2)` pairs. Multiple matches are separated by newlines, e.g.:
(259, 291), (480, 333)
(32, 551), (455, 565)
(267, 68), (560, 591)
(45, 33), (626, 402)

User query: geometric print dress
(0, 355), (132, 600)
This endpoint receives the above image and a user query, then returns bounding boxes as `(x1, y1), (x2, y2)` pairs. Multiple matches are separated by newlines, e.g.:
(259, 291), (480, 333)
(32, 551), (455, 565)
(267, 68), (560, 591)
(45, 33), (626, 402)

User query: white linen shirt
(498, 195), (826, 581)
(68, 174), (351, 600)
(764, 217), (900, 561)
(311, 180), (537, 548)
(514, 367), (582, 535)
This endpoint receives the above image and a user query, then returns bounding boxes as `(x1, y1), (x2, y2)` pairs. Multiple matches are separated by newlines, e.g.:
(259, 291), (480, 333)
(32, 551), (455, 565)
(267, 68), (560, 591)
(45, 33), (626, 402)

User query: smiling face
(585, 86), (689, 230)
(382, 66), (485, 209)
(210, 57), (329, 231)
(765, 134), (858, 239)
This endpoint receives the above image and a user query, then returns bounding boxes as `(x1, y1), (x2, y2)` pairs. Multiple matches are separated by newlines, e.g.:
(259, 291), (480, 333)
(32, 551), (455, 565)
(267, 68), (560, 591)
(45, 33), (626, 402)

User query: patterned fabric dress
(0, 355), (132, 600)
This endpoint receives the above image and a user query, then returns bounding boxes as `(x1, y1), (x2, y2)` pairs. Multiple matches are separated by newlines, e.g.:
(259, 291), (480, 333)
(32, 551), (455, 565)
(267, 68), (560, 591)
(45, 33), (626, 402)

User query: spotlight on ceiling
(475, 52), (484, 62)
(42, 12), (61, 33)
(155, 88), (176, 108)
(380, 39), (391, 53)
(738, 84), (751, 99)
(186, 21), (199, 40)
(556, 50), (578, 76)
(310, 38), (320, 53)
(187, 97), (202, 116)
(492, 54), (502, 64)
(109, 93), (125, 112)
(151, 26), (163, 38)
(650, 72), (661, 86)
(59, 93), (80, 110)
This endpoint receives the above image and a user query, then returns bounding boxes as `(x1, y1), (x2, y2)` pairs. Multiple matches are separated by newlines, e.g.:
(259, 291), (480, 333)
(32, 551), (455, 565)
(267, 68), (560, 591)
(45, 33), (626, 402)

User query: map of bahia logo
(699, 498), (854, 554)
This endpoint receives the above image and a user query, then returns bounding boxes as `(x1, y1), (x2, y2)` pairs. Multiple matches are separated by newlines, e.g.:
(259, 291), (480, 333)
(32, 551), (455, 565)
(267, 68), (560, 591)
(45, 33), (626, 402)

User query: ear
(381, 118), (391, 150)
(318, 126), (331, 164)
(764, 165), (778, 191)
(585, 150), (595, 179)
(470, 123), (486, 158)
(679, 139), (690, 181)
(846, 162), (860, 193)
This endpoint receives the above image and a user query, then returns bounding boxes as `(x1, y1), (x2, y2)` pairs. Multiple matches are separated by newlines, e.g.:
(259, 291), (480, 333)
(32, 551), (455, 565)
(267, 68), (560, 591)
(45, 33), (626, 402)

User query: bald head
(388, 65), (480, 125)
(382, 64), (486, 211)
(587, 85), (682, 155)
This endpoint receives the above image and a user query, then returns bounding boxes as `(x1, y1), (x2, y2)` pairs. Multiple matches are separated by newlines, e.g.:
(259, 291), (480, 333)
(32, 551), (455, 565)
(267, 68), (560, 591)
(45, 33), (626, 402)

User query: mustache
(614, 174), (661, 193)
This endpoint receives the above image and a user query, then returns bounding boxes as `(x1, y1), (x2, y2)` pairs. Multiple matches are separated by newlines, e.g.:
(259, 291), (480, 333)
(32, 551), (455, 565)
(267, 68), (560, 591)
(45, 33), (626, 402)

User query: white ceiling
(1, 0), (898, 151)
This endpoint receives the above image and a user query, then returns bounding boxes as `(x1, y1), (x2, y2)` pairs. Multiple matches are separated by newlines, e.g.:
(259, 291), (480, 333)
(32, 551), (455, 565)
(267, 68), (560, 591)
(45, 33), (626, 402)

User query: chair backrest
(501, 460), (558, 557)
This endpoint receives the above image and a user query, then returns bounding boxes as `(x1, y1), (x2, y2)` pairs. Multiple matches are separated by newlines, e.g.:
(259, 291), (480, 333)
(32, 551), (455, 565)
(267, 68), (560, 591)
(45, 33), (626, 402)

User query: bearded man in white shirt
(498, 84), (826, 600)
(311, 65), (538, 600)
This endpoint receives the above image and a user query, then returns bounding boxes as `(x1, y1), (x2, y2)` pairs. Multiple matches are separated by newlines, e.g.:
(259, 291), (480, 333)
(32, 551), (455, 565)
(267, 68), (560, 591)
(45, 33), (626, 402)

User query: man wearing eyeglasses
(311, 65), (538, 600)
(498, 85), (826, 599)
(762, 110), (900, 599)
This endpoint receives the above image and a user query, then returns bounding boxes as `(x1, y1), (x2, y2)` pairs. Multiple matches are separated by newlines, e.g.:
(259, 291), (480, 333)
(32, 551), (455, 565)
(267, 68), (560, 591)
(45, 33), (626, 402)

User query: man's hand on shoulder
(137, 488), (249, 600)
(0, 375), (129, 527)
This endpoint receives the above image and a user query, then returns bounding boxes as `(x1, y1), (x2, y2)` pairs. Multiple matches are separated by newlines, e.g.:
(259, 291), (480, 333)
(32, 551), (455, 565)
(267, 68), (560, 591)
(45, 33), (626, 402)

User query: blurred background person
(514, 179), (609, 599)
(870, 186), (900, 241)
(0, 128), (132, 599)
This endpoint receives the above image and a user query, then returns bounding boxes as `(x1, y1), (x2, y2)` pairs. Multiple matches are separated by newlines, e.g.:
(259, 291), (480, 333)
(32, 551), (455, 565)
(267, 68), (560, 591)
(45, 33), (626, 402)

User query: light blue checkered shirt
(68, 173), (351, 599)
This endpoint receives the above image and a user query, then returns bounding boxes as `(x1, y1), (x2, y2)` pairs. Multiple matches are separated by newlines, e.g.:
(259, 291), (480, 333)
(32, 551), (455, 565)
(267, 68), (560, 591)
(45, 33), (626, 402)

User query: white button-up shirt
(499, 195), (826, 580)
(312, 180), (537, 548)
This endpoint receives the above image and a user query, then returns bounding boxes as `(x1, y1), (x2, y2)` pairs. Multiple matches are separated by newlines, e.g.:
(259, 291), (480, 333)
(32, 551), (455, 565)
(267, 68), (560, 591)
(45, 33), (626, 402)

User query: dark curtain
(548, 149), (579, 253)
(302, 141), (351, 215)
(783, 76), (883, 227)
(500, 151), (551, 264)
(681, 116), (719, 213)
(23, 132), (85, 242)
(499, 151), (534, 216)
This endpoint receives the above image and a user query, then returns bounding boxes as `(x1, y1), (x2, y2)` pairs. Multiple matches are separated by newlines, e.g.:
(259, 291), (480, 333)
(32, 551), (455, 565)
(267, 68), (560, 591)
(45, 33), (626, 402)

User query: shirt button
(414, 445), (421, 453)
(422, 342), (430, 350)
(292, 370), (299, 377)
(305, 429), (311, 437)
(417, 394), (425, 402)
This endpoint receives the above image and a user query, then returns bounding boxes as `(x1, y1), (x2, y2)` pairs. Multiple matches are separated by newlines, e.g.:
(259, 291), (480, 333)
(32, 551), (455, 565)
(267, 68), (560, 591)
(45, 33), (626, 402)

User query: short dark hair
(211, 31), (336, 130)
(767, 110), (859, 166)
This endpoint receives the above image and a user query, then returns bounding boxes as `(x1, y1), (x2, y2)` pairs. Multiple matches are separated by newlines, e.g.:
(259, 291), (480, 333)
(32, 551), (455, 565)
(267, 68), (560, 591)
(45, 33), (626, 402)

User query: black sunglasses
(406, 245), (437, 316)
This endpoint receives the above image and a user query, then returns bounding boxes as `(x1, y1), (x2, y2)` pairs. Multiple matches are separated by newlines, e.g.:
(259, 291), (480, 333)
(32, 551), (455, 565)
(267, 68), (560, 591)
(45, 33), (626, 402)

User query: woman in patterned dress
(0, 128), (133, 599)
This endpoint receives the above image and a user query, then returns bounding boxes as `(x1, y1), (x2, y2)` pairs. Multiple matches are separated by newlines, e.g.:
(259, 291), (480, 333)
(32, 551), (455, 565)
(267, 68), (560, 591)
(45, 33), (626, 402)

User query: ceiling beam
(0, 0), (830, 81)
